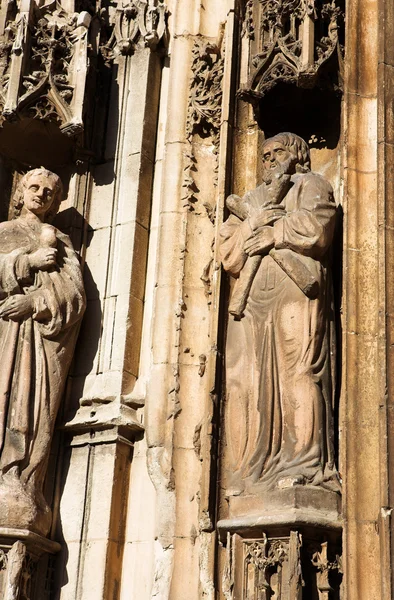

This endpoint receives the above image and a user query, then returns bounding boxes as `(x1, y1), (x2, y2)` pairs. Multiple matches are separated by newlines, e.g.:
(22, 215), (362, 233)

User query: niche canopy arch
(239, 0), (345, 105)
(0, 0), (92, 137)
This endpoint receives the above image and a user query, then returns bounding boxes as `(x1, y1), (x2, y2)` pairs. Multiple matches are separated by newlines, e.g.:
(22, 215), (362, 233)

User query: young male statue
(220, 133), (340, 493)
(0, 168), (86, 536)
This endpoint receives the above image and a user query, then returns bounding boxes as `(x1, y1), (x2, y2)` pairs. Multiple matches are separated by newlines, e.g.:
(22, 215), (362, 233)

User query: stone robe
(220, 172), (339, 490)
(0, 218), (85, 522)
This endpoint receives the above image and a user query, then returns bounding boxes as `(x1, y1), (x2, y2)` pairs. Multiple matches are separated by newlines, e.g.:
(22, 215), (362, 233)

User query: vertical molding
(197, 3), (240, 597)
(144, 4), (201, 597)
(143, 1), (236, 597)
(57, 39), (164, 600)
(378, 0), (394, 598)
(342, 0), (383, 597)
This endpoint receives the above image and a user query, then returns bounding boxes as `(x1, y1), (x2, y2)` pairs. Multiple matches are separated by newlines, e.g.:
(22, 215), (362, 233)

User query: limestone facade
(0, 0), (389, 598)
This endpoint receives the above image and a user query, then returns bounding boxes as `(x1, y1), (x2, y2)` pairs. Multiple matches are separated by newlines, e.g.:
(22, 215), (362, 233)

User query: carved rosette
(239, 0), (344, 101)
(102, 0), (167, 58)
(0, 0), (92, 136)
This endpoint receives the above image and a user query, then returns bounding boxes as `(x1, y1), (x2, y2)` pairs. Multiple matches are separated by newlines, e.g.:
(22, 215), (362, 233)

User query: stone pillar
(379, 2), (394, 595)
(53, 38), (164, 600)
(138, 0), (238, 597)
(342, 0), (394, 597)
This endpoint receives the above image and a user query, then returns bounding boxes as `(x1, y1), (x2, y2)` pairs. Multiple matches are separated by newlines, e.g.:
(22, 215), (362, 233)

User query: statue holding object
(0, 168), (86, 536)
(220, 133), (340, 494)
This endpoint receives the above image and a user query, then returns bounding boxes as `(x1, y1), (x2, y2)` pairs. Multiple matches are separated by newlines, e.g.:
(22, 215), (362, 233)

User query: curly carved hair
(262, 132), (311, 173)
(12, 168), (63, 222)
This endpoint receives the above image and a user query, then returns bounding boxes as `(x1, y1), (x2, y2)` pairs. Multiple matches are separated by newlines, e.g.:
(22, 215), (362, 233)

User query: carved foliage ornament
(242, 534), (341, 599)
(183, 37), (224, 211)
(239, 0), (344, 101)
(102, 0), (167, 58)
(0, 0), (92, 136)
(186, 39), (224, 147)
(243, 533), (302, 599)
(310, 541), (342, 599)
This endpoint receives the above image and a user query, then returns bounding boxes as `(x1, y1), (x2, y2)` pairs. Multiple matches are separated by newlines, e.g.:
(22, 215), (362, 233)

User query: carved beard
(262, 155), (297, 186)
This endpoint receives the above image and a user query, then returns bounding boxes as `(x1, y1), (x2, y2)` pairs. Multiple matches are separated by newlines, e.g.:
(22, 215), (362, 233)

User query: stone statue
(0, 168), (86, 536)
(220, 133), (339, 493)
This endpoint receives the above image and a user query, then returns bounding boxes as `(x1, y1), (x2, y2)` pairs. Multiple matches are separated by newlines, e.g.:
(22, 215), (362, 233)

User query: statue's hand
(29, 248), (58, 271)
(0, 295), (33, 320)
(250, 207), (285, 230)
(244, 227), (274, 256)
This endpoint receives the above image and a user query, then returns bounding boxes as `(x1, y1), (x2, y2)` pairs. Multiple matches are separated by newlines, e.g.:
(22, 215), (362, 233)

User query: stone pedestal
(0, 528), (60, 600)
(218, 488), (342, 599)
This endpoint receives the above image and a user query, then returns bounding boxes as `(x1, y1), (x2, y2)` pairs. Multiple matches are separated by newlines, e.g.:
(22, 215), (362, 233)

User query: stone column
(135, 1), (238, 597)
(379, 1), (394, 595)
(342, 0), (394, 597)
(53, 39), (164, 600)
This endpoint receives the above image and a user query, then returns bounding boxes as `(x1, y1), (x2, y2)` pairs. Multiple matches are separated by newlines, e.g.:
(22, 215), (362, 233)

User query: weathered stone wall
(0, 0), (391, 598)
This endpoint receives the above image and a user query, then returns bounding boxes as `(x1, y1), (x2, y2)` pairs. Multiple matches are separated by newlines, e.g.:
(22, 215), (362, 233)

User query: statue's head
(13, 168), (63, 222)
(262, 132), (311, 182)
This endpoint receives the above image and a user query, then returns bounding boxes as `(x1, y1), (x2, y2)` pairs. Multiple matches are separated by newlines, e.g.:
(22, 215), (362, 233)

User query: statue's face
(262, 140), (297, 176)
(22, 174), (56, 218)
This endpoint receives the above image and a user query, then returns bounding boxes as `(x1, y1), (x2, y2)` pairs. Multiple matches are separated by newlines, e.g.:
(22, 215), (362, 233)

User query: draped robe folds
(0, 218), (85, 528)
(220, 172), (340, 491)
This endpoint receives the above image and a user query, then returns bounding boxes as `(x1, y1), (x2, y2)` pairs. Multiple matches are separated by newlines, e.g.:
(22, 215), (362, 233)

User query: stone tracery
(240, 0), (345, 102)
(0, 1), (92, 136)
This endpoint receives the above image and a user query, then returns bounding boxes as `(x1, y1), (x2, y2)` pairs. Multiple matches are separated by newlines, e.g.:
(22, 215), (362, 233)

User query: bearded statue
(220, 132), (339, 494)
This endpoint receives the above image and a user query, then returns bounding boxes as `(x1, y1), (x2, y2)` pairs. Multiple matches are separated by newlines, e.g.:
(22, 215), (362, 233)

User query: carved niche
(0, 0), (92, 136)
(239, 0), (345, 103)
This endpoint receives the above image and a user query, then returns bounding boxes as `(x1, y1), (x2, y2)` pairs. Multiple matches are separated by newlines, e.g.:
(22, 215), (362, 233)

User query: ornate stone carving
(183, 37), (224, 210)
(220, 133), (339, 493)
(0, 0), (92, 135)
(245, 535), (288, 574)
(241, 0), (255, 39)
(0, 169), (86, 536)
(0, 533), (60, 600)
(237, 532), (341, 599)
(4, 541), (33, 600)
(102, 0), (167, 58)
(243, 532), (302, 599)
(309, 540), (342, 599)
(186, 39), (224, 149)
(239, 0), (344, 101)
